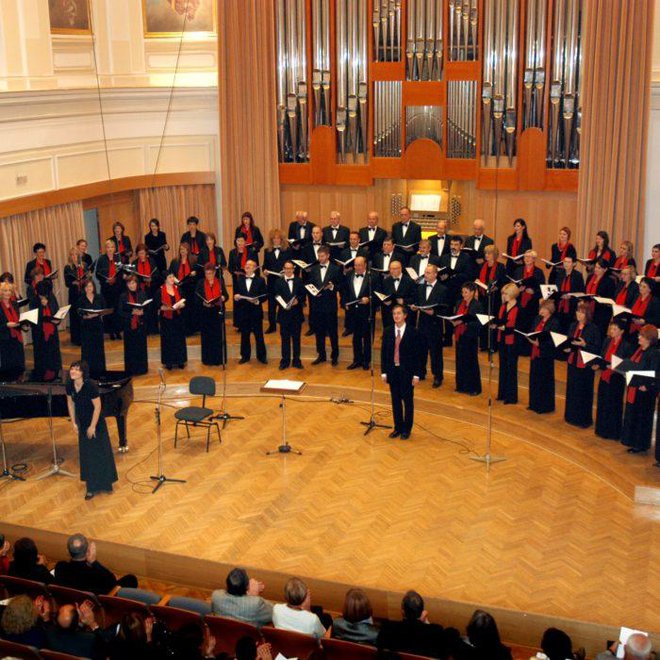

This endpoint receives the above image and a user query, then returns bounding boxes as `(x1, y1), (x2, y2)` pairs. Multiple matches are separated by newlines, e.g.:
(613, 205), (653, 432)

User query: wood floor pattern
(4, 333), (659, 636)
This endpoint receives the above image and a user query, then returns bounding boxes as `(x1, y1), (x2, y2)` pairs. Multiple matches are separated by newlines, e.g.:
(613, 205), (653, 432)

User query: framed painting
(49, 0), (91, 34)
(142, 0), (217, 38)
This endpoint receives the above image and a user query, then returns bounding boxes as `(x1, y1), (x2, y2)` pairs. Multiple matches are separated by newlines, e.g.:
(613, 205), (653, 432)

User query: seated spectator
(0, 533), (10, 575)
(45, 600), (105, 659)
(272, 577), (326, 638)
(331, 588), (379, 645)
(452, 609), (512, 660)
(211, 567), (273, 626)
(107, 611), (161, 660)
(376, 590), (446, 658)
(169, 621), (217, 660)
(596, 633), (653, 660)
(541, 627), (575, 660)
(8, 537), (53, 584)
(53, 533), (137, 594)
(0, 594), (48, 648)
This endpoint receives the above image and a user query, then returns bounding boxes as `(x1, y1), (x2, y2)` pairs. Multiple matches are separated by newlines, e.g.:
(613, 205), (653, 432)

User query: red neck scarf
(42, 303), (55, 342)
(241, 225), (253, 246)
(137, 259), (151, 290)
(116, 237), (125, 254)
(626, 348), (645, 403)
(239, 249), (248, 270)
(558, 272), (574, 313)
(530, 317), (548, 360)
(190, 234), (200, 255)
(567, 324), (584, 367)
(586, 274), (600, 295)
(177, 260), (191, 281)
(209, 249), (217, 265)
(479, 263), (497, 287)
(160, 284), (181, 319)
(2, 302), (22, 342)
(204, 278), (220, 302)
(128, 292), (139, 330)
(615, 283), (630, 306)
(631, 294), (650, 319)
(601, 336), (622, 384)
(511, 236), (522, 257)
(37, 259), (51, 276)
(498, 303), (517, 345)
(557, 242), (571, 261)
(521, 266), (535, 307)
(646, 261), (658, 278)
(109, 258), (116, 278)
(614, 256), (629, 270)
(454, 300), (469, 339)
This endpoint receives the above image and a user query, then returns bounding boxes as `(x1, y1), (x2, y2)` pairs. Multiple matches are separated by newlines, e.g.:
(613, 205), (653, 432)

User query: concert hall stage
(0, 334), (658, 653)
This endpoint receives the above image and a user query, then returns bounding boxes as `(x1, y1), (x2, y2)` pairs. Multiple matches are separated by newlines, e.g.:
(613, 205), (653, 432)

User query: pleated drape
(217, 0), (281, 251)
(576, 0), (654, 257)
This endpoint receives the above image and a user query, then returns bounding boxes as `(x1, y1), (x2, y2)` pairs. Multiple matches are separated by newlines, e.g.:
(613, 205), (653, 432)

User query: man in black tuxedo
(411, 264), (448, 387)
(390, 207), (422, 265)
(408, 239), (442, 281)
(359, 211), (387, 261)
(463, 218), (494, 266)
(233, 260), (267, 364)
(287, 211), (315, 251)
(439, 235), (474, 346)
(274, 261), (305, 370)
(301, 226), (325, 266)
(428, 219), (452, 259)
(262, 231), (290, 333)
(381, 305), (423, 439)
(337, 231), (370, 269)
(372, 237), (403, 276)
(379, 260), (416, 328)
(322, 211), (351, 261)
(308, 246), (341, 365)
(343, 256), (373, 370)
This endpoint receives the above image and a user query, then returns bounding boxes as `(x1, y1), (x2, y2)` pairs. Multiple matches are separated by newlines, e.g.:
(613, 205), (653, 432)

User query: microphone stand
(150, 369), (186, 493)
(360, 266), (391, 435)
(35, 384), (76, 480)
(0, 407), (24, 482)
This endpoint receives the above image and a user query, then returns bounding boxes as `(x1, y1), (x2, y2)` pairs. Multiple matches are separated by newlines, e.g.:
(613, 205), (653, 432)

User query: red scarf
(567, 325), (585, 368)
(190, 234), (200, 255)
(511, 236), (522, 257)
(454, 300), (469, 340)
(615, 283), (630, 306)
(160, 284), (181, 320)
(530, 317), (547, 360)
(646, 261), (658, 278)
(586, 274), (600, 295)
(37, 259), (51, 276)
(209, 249), (217, 265)
(177, 260), (191, 281)
(117, 237), (126, 254)
(629, 295), (651, 334)
(497, 303), (518, 345)
(204, 278), (220, 303)
(239, 249), (248, 270)
(76, 264), (84, 279)
(559, 273), (573, 313)
(626, 348), (645, 403)
(128, 292), (139, 330)
(137, 259), (151, 291)
(521, 265), (535, 307)
(479, 263), (498, 287)
(614, 256), (629, 270)
(600, 336), (622, 384)
(241, 225), (253, 246)
(589, 247), (612, 263)
(557, 242), (571, 261)
(42, 304), (55, 342)
(1, 302), (22, 343)
(109, 259), (116, 278)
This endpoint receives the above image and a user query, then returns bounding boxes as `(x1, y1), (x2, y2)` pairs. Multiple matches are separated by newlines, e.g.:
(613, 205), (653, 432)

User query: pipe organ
(275, 0), (583, 190)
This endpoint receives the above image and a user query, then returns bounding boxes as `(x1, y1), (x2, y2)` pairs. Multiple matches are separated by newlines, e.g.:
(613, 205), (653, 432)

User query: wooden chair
(98, 594), (151, 627)
(260, 626), (322, 658)
(174, 376), (221, 452)
(322, 637), (378, 659)
(0, 640), (42, 659)
(0, 575), (48, 599)
(150, 604), (203, 631)
(203, 614), (261, 655)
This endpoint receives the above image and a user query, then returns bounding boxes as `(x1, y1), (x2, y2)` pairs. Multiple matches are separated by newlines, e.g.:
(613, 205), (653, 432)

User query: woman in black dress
(234, 211), (265, 253)
(527, 299), (561, 414)
(169, 241), (199, 336)
(594, 320), (634, 440)
(614, 265), (639, 309)
(546, 226), (577, 284)
(95, 239), (123, 340)
(515, 249), (545, 355)
(66, 361), (118, 500)
(585, 258), (616, 337)
(476, 245), (505, 352)
(144, 218), (169, 273)
(30, 281), (63, 382)
(621, 324), (659, 455)
(195, 263), (229, 366)
(586, 230), (615, 273)
(158, 273), (187, 370)
(109, 221), (133, 264)
(132, 243), (160, 334)
(555, 255), (585, 333)
(64, 246), (91, 346)
(119, 276), (148, 377)
(504, 218), (532, 276)
(564, 301), (601, 428)
(200, 232), (227, 275)
(0, 282), (26, 382)
(629, 278), (660, 333)
(453, 282), (483, 396)
(78, 279), (107, 379)
(492, 283), (521, 404)
(612, 240), (636, 275)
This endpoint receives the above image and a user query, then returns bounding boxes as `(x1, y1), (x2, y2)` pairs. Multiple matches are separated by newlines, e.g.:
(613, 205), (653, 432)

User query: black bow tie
(393, 278), (400, 283)
(246, 276), (254, 280)
(426, 283), (434, 287)
(286, 278), (294, 282)
(313, 242), (321, 245)
(402, 223), (409, 228)
(355, 274), (364, 278)
(320, 264), (327, 269)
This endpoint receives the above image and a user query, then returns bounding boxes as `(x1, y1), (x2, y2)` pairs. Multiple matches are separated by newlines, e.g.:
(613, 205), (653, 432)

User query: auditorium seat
(150, 604), (203, 630)
(40, 650), (86, 660)
(0, 639), (42, 659)
(322, 637), (378, 658)
(203, 614), (261, 655)
(47, 584), (100, 608)
(0, 575), (48, 599)
(260, 626), (322, 658)
(99, 594), (152, 626)
(398, 653), (433, 660)
(166, 595), (213, 615)
(115, 586), (162, 605)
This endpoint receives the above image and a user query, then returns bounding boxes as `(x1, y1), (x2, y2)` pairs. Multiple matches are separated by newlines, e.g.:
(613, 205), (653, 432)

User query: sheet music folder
(261, 379), (306, 395)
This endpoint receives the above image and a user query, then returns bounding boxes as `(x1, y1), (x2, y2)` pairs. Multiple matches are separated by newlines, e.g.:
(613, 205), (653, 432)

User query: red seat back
(322, 637), (378, 659)
(260, 626), (322, 658)
(203, 614), (261, 655)
(150, 604), (203, 631)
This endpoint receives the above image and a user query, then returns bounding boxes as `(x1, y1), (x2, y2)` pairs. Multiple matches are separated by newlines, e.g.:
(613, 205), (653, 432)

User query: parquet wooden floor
(2, 331), (659, 636)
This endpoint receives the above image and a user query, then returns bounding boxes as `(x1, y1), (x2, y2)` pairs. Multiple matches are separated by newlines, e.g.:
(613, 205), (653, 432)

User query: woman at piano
(196, 263), (229, 366)
(0, 281), (26, 382)
(66, 360), (118, 500)
(119, 275), (148, 377)
(30, 281), (63, 382)
(157, 272), (187, 370)
(78, 279), (107, 379)
(168, 241), (198, 336)
(64, 246), (90, 346)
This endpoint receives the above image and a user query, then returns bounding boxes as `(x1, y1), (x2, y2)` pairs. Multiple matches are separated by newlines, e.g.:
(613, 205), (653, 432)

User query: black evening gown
(0, 301), (26, 382)
(621, 348), (659, 452)
(496, 304), (520, 404)
(31, 294), (63, 382)
(454, 299), (483, 395)
(119, 291), (149, 376)
(144, 230), (168, 273)
(78, 294), (107, 379)
(528, 315), (560, 414)
(594, 337), (633, 439)
(158, 289), (187, 368)
(564, 322), (600, 428)
(195, 279), (228, 366)
(66, 379), (118, 492)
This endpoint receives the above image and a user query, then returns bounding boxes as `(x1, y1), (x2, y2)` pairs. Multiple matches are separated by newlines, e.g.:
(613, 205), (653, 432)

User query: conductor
(381, 305), (423, 440)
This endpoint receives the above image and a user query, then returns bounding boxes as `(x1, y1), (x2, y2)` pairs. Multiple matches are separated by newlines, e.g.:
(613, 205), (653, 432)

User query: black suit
(308, 263), (341, 360)
(180, 230), (206, 257)
(463, 233), (494, 263)
(287, 220), (316, 249)
(415, 280), (449, 381)
(234, 274), (267, 362)
(380, 274), (416, 327)
(377, 619), (446, 658)
(53, 559), (119, 595)
(429, 233), (452, 258)
(372, 250), (404, 275)
(274, 277), (305, 366)
(263, 247), (290, 329)
(391, 221), (423, 264)
(344, 272), (374, 366)
(359, 226), (387, 260)
(301, 242), (324, 268)
(381, 324), (423, 434)
(322, 225), (351, 260)
(408, 253), (442, 280)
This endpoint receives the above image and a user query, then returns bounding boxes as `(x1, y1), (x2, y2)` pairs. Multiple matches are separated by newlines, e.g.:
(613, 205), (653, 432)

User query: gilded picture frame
(48, 0), (92, 35)
(142, 0), (217, 38)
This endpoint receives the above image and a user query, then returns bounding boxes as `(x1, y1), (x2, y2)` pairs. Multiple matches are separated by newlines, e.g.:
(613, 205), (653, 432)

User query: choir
(1, 212), (658, 467)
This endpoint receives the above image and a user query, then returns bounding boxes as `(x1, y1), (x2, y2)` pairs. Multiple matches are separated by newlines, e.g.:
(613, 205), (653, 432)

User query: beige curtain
(137, 184), (219, 248)
(0, 201), (85, 305)
(576, 0), (654, 258)
(217, 0), (281, 250)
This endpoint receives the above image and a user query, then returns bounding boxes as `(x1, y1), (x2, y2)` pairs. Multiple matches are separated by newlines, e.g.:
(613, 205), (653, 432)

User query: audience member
(540, 627), (575, 660)
(53, 532), (137, 594)
(169, 621), (217, 660)
(8, 537), (53, 584)
(272, 577), (326, 638)
(0, 533), (10, 575)
(0, 594), (48, 648)
(211, 567), (273, 626)
(45, 600), (105, 659)
(107, 611), (161, 660)
(453, 609), (512, 660)
(331, 587), (379, 645)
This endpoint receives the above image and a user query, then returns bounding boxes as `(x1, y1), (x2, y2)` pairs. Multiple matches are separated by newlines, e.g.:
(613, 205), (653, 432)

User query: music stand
(36, 383), (76, 480)
(261, 379), (305, 455)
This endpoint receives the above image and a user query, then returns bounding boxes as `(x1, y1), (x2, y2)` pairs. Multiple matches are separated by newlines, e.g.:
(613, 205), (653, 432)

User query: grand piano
(0, 371), (134, 445)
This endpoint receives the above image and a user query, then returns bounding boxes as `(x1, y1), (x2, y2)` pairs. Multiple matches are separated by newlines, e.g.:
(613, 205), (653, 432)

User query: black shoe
(469, 391), (480, 396)
(389, 431), (401, 439)
(177, 363), (185, 369)
(305, 328), (314, 336)
(347, 362), (360, 370)
(400, 432), (410, 440)
(419, 375), (426, 381)
(84, 492), (94, 500)
(331, 357), (339, 366)
(432, 378), (443, 388)
(311, 356), (327, 365)
(165, 364), (173, 370)
(342, 329), (352, 337)
(627, 447), (646, 454)
(258, 358), (268, 365)
(279, 362), (289, 370)
(239, 357), (250, 364)
(292, 361), (303, 369)
(362, 363), (370, 370)
(265, 326), (276, 334)
(654, 461), (660, 468)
